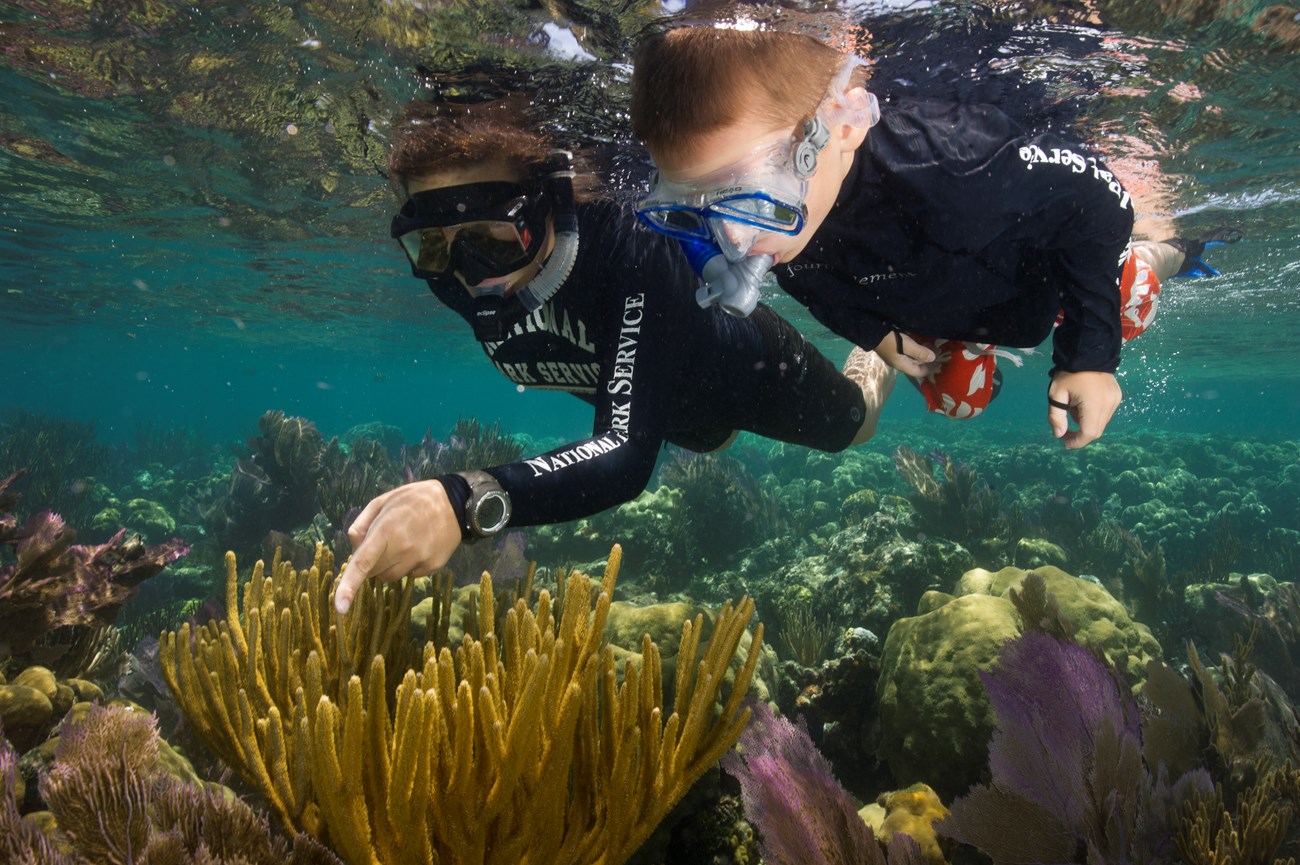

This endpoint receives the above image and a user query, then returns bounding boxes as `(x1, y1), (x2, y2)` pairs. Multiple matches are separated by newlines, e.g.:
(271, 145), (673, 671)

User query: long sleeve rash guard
(424, 199), (863, 530)
(775, 97), (1136, 375)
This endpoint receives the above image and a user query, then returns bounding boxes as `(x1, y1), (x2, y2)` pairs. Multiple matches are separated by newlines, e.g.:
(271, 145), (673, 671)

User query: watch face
(474, 490), (511, 535)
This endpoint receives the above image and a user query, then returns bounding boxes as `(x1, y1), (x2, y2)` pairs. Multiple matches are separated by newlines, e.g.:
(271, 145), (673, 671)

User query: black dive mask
(391, 181), (550, 287)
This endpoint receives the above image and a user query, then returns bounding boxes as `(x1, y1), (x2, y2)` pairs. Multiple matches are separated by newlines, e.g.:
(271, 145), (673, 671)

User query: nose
(711, 219), (761, 261)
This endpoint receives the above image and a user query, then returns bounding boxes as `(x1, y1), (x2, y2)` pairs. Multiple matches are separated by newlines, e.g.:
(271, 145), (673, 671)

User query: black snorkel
(469, 150), (579, 342)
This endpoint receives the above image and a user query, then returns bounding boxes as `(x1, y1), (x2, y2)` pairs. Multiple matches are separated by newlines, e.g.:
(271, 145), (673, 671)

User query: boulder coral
(876, 565), (1162, 799)
(954, 565), (1163, 678)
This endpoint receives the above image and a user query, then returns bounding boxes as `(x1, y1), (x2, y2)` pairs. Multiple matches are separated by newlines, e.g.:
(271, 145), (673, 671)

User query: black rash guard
(775, 97), (1135, 376)
(425, 198), (865, 533)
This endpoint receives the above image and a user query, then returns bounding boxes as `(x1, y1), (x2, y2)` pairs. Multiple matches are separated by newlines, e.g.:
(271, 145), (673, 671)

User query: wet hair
(630, 27), (850, 161)
(387, 101), (554, 193)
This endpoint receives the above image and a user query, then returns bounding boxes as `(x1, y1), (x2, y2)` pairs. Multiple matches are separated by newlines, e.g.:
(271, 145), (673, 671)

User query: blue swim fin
(1169, 226), (1243, 279)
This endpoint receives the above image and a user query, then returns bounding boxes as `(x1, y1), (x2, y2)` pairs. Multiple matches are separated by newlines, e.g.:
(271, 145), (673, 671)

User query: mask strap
(821, 54), (880, 131)
(792, 115), (830, 178)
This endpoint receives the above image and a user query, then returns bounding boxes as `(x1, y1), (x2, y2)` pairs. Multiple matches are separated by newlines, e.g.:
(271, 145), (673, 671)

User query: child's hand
(874, 330), (938, 378)
(1047, 371), (1122, 449)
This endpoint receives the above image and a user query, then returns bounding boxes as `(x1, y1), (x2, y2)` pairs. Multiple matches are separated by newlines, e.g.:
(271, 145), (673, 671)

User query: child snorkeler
(629, 24), (1240, 449)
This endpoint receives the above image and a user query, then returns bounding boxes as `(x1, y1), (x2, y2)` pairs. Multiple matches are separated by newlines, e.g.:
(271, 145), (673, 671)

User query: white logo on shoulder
(1017, 144), (1132, 211)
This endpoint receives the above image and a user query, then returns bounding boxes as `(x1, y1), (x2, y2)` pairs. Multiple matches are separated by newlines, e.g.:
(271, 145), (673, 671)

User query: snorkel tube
(679, 238), (772, 318)
(515, 150), (579, 312)
(469, 151), (579, 341)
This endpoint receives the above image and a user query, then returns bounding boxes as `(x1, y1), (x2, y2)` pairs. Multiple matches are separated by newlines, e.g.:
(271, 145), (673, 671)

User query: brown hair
(387, 101), (554, 193)
(630, 27), (846, 161)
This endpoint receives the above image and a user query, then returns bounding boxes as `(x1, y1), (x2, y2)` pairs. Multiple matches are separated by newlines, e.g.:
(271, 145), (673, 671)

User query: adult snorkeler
(333, 101), (895, 613)
(628, 22), (1241, 448)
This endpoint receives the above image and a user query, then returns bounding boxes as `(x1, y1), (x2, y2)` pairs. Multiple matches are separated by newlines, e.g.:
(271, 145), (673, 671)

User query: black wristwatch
(453, 470), (513, 539)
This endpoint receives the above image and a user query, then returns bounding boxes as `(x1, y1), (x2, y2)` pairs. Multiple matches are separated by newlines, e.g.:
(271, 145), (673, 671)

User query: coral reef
(939, 631), (1217, 864)
(161, 544), (764, 864)
(893, 446), (1012, 560)
(206, 410), (333, 553)
(0, 702), (342, 864)
(0, 470), (189, 672)
(778, 597), (838, 667)
(0, 412), (112, 528)
(864, 783), (950, 865)
(656, 449), (783, 573)
(401, 417), (524, 480)
(0, 664), (103, 752)
(875, 564), (1162, 799)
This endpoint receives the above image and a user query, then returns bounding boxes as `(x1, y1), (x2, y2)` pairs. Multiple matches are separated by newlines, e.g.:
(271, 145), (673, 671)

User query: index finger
(334, 537), (384, 614)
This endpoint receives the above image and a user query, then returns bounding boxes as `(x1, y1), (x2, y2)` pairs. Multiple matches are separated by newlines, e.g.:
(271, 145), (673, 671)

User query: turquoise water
(1, 0), (1297, 447)
(2, 1), (1300, 860)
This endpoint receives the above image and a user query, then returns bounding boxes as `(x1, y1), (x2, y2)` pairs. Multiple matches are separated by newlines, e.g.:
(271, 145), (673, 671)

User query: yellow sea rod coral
(161, 544), (763, 865)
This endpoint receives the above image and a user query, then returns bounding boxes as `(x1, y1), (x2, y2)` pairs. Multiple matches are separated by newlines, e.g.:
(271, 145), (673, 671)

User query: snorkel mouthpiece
(470, 282), (509, 341)
(679, 238), (771, 318)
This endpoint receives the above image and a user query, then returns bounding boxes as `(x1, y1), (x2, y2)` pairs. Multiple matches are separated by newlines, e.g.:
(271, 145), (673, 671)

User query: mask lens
(637, 206), (711, 240)
(397, 221), (529, 277)
(455, 222), (529, 269)
(708, 193), (805, 234)
(398, 228), (452, 273)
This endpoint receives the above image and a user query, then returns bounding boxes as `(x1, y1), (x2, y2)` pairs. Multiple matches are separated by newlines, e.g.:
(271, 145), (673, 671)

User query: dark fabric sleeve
(780, 275), (893, 351)
(466, 211), (690, 528)
(873, 102), (1133, 370)
(1028, 143), (1136, 374)
(970, 128), (1133, 374)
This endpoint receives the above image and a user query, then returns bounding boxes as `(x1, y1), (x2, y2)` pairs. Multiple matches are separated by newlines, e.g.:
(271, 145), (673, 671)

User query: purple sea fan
(941, 632), (1213, 865)
(723, 699), (924, 865)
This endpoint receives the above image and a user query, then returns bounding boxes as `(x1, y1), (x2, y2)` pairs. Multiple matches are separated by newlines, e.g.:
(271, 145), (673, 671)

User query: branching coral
(0, 470), (189, 669)
(0, 703), (342, 865)
(0, 411), (112, 527)
(161, 543), (763, 864)
(779, 598), (837, 668)
(317, 436), (400, 532)
(658, 449), (783, 568)
(1175, 762), (1296, 865)
(205, 411), (331, 555)
(401, 417), (524, 481)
